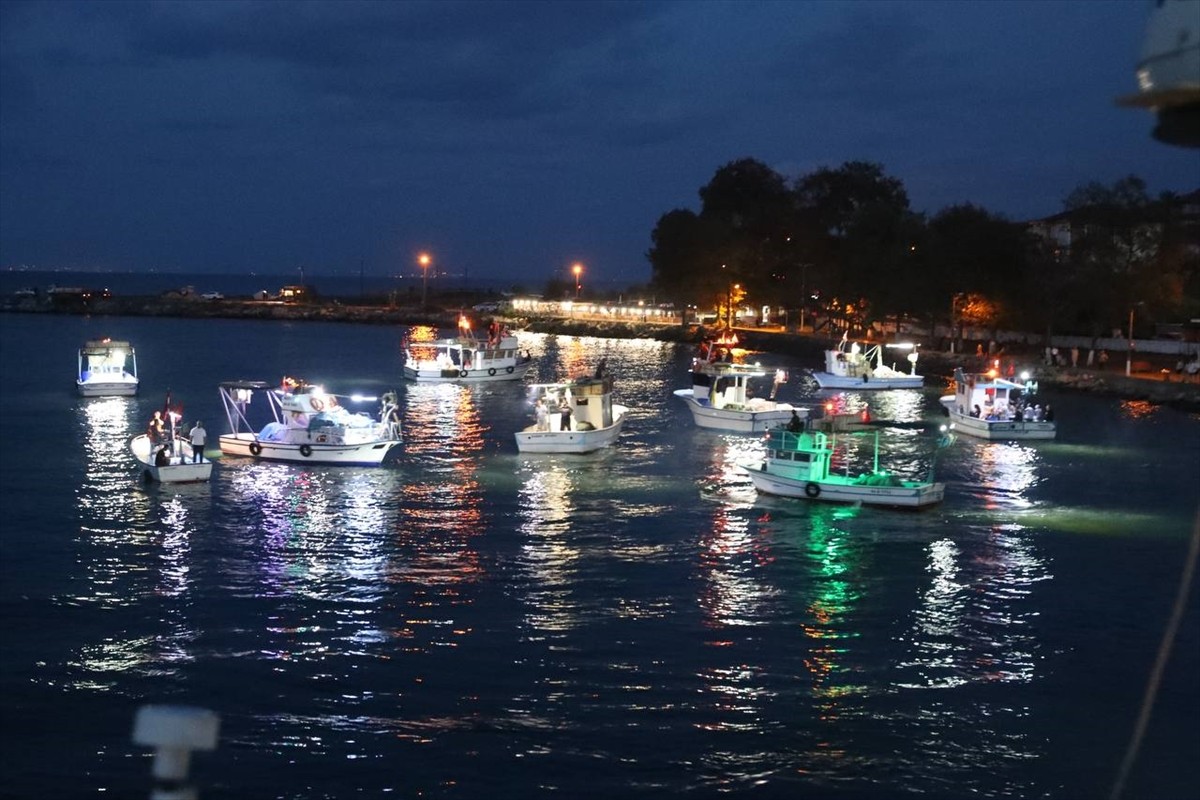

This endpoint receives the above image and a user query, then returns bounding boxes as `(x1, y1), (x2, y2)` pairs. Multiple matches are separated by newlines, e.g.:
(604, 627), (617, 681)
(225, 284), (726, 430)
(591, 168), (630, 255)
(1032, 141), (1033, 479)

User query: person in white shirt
(188, 421), (207, 463)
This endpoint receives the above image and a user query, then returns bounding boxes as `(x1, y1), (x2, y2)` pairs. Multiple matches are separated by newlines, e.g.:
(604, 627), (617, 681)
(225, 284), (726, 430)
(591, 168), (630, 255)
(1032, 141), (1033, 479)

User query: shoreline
(5, 294), (1199, 413)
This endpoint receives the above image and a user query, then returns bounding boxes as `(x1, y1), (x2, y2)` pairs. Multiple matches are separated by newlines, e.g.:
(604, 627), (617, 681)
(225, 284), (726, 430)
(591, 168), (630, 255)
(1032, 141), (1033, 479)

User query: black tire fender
(300, 444), (313, 457)
(506, 366), (514, 374)
(805, 482), (821, 499)
(488, 368), (497, 376)
(249, 442), (262, 456)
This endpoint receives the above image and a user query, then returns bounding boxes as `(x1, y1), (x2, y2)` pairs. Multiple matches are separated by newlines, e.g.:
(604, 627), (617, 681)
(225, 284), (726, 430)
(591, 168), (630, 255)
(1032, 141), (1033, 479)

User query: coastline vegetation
(644, 160), (1198, 344)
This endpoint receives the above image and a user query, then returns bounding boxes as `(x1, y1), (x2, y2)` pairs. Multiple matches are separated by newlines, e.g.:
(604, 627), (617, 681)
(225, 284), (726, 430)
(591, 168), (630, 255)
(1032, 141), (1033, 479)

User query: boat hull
(673, 390), (796, 433)
(743, 464), (944, 508)
(809, 372), (923, 390)
(219, 433), (399, 465)
(130, 435), (212, 483)
(942, 409), (1056, 440)
(515, 408), (627, 454)
(403, 361), (533, 383)
(79, 380), (139, 397)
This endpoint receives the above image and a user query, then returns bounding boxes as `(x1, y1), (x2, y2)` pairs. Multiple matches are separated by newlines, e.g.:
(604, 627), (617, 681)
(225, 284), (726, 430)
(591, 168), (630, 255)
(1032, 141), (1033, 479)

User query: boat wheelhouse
(808, 335), (923, 390)
(218, 378), (402, 465)
(77, 339), (139, 397)
(939, 368), (1056, 440)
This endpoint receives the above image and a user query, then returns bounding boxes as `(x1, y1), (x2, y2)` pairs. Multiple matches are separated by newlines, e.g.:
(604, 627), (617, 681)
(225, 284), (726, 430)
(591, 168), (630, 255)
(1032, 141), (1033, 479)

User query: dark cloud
(0, 0), (1194, 279)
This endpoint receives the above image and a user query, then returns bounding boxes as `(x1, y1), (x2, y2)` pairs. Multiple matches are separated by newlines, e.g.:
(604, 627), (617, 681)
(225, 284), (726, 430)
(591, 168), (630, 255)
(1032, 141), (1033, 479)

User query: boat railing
(766, 428), (829, 452)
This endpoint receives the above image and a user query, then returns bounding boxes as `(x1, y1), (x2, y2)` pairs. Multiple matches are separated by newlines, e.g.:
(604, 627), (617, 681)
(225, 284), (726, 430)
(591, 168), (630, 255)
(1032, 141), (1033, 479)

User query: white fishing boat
(130, 394), (214, 483)
(808, 334), (923, 389)
(742, 422), (947, 509)
(402, 318), (533, 383)
(515, 367), (627, 454)
(673, 355), (802, 434)
(939, 367), (1056, 440)
(77, 338), (139, 396)
(130, 434), (212, 484)
(218, 378), (402, 465)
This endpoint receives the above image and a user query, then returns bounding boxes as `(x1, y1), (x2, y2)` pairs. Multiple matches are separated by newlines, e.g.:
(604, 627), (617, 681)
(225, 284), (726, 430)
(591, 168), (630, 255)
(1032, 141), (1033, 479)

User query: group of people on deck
(146, 410), (207, 463)
(534, 394), (573, 432)
(970, 399), (1053, 422)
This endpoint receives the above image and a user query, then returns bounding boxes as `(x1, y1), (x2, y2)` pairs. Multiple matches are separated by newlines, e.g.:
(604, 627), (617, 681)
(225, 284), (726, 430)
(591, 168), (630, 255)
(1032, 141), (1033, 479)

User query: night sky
(1, 0), (1196, 285)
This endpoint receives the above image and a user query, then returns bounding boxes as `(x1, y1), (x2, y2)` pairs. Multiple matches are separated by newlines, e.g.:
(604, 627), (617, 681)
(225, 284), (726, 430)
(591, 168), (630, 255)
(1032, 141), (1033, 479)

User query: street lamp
(418, 253), (431, 307)
(799, 262), (810, 333)
(1126, 305), (1135, 377)
(572, 263), (583, 298)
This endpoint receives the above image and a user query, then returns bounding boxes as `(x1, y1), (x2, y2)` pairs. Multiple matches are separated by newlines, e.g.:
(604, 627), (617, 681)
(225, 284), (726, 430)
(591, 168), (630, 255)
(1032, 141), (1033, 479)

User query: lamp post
(799, 262), (810, 333)
(418, 253), (431, 308)
(572, 263), (583, 298)
(1126, 306), (1135, 377)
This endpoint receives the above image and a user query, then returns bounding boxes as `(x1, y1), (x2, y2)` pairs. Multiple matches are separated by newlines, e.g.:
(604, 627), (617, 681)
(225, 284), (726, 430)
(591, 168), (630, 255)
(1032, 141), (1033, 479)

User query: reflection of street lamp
(418, 253), (431, 307)
(572, 263), (583, 298)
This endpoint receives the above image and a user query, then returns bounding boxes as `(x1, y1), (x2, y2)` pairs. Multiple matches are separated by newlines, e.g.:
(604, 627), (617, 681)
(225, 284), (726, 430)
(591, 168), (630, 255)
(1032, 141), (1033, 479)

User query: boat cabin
(763, 429), (834, 483)
(532, 375), (616, 432)
(79, 339), (136, 381)
(691, 362), (787, 410)
(762, 427), (906, 488)
(950, 368), (1038, 421)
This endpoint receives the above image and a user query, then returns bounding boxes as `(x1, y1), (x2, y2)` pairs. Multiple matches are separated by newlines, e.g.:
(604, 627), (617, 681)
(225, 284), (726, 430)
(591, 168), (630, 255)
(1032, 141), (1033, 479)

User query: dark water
(1, 312), (1197, 800)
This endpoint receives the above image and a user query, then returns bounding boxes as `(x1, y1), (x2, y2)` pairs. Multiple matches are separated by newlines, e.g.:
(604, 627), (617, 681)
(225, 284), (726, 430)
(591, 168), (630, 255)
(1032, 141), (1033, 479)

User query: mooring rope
(1110, 505), (1200, 800)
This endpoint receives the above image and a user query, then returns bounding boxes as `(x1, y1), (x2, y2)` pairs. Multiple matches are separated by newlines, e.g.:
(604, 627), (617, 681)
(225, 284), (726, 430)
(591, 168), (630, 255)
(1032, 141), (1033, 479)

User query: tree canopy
(647, 162), (1198, 339)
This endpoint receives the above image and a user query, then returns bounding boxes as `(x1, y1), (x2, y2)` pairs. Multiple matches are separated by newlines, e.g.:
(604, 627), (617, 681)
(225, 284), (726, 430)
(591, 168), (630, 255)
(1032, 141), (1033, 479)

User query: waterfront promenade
(4, 292), (1198, 411)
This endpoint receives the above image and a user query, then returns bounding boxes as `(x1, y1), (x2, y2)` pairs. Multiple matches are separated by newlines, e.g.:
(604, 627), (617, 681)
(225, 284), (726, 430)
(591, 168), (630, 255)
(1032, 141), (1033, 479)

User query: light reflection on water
(6, 315), (1197, 799)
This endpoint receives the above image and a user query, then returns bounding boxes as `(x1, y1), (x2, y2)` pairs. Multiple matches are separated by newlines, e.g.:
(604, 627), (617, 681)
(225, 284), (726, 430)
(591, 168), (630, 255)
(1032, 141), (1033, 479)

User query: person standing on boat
(154, 445), (171, 467)
(147, 411), (165, 445)
(535, 399), (549, 432)
(558, 396), (572, 432)
(787, 410), (804, 432)
(188, 421), (207, 463)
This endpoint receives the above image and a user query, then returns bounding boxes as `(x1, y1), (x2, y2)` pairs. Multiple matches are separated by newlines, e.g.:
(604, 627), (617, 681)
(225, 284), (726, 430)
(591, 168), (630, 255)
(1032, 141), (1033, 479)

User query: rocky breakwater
(1, 293), (460, 328)
(1037, 368), (1200, 413)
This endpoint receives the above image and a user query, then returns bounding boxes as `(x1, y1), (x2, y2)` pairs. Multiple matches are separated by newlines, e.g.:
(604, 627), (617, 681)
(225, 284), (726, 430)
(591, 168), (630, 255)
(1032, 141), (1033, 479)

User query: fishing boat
(742, 417), (947, 508)
(402, 317), (533, 383)
(218, 378), (402, 465)
(674, 357), (802, 434)
(77, 338), (139, 396)
(515, 366), (627, 454)
(939, 367), (1056, 440)
(130, 435), (212, 484)
(129, 395), (212, 483)
(808, 334), (923, 389)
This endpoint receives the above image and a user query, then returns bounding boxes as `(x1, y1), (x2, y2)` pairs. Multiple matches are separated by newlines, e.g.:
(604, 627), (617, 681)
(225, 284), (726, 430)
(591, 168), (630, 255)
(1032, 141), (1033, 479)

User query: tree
(793, 161), (915, 325)
(925, 204), (1028, 333)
